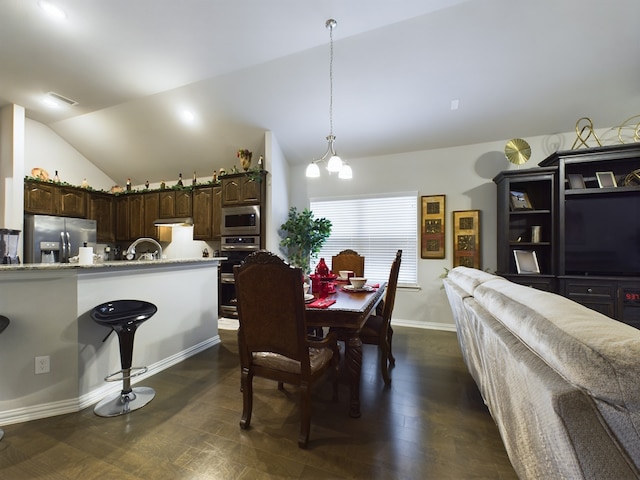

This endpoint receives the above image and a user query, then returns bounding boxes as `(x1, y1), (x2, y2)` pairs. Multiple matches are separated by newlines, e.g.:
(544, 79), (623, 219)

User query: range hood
(153, 217), (193, 226)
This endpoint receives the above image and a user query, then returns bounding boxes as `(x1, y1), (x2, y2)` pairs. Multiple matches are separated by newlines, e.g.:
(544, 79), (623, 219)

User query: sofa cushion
(446, 266), (497, 296)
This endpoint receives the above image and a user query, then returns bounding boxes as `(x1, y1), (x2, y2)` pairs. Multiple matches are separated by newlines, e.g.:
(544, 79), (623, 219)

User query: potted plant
(279, 207), (332, 274)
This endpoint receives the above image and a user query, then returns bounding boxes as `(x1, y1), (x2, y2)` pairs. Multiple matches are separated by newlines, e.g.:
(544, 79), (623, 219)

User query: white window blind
(310, 194), (418, 285)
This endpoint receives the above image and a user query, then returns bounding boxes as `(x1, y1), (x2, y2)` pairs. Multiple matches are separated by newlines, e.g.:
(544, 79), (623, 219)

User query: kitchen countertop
(0, 257), (226, 271)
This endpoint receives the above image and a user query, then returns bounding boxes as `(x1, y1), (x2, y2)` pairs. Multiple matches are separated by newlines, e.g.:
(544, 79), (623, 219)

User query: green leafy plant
(279, 207), (332, 273)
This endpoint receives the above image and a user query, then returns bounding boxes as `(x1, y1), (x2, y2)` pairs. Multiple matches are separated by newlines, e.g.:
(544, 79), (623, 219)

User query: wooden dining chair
(359, 249), (402, 385)
(331, 249), (365, 277)
(233, 250), (340, 448)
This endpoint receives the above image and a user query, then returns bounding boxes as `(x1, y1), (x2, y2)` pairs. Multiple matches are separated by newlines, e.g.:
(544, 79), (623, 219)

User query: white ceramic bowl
(349, 277), (366, 289)
(339, 270), (354, 279)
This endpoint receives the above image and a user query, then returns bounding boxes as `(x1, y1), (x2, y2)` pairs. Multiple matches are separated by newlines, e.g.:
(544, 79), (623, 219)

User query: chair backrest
(381, 250), (402, 324)
(331, 249), (365, 277)
(234, 250), (311, 373)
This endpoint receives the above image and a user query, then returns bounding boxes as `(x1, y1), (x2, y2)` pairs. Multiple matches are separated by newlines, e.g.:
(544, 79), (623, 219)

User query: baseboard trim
(0, 335), (221, 427)
(392, 319), (457, 332)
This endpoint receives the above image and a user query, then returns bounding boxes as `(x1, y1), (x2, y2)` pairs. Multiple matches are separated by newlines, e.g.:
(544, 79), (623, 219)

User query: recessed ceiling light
(39, 1), (67, 20)
(179, 110), (196, 124)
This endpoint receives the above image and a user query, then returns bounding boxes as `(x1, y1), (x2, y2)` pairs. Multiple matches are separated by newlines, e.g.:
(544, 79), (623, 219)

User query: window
(310, 193), (418, 285)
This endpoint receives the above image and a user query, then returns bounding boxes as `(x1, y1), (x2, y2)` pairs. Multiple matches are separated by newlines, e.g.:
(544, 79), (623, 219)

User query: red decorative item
(315, 258), (329, 276)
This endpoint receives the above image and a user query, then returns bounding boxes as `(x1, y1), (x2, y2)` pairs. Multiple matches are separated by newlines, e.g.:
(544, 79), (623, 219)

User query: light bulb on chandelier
(306, 19), (351, 180)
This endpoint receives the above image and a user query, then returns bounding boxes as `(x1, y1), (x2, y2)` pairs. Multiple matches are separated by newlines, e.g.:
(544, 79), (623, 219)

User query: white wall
(289, 130), (606, 329)
(24, 119), (115, 191)
(264, 131), (289, 253)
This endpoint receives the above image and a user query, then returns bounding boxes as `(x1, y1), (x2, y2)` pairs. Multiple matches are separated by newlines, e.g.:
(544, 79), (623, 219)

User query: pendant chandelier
(306, 19), (352, 180)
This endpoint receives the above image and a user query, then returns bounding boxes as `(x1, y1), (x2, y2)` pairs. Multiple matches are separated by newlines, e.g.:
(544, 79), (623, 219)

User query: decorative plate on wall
(505, 138), (531, 165)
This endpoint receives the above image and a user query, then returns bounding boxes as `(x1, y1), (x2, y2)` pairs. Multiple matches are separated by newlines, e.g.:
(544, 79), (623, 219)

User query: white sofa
(443, 266), (640, 479)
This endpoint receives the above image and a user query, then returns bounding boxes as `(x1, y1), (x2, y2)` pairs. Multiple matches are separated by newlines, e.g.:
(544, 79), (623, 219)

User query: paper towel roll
(79, 246), (94, 265)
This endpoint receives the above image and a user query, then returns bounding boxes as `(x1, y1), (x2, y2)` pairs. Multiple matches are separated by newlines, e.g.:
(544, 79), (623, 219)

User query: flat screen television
(565, 194), (640, 276)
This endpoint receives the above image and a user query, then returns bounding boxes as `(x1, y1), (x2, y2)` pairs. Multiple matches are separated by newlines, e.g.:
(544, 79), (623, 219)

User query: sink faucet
(124, 238), (163, 261)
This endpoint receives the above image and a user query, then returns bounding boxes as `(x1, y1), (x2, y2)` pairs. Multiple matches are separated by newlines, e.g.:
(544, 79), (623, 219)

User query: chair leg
(240, 368), (253, 429)
(388, 326), (396, 366)
(298, 382), (311, 449)
(380, 341), (391, 386)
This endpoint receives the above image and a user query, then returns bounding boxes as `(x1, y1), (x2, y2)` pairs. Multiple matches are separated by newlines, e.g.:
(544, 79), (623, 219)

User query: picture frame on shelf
(596, 171), (617, 188)
(420, 195), (445, 259)
(567, 173), (586, 189)
(453, 210), (480, 268)
(509, 191), (533, 210)
(513, 250), (540, 274)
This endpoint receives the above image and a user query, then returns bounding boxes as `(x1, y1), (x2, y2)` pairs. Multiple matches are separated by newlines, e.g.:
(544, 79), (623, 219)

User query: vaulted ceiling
(1, 0), (639, 185)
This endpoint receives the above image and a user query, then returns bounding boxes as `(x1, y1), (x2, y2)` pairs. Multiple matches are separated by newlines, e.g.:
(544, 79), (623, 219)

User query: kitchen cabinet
(24, 181), (58, 215)
(115, 196), (130, 241)
(143, 192), (160, 239)
(159, 190), (192, 218)
(192, 186), (222, 240)
(115, 193), (160, 242)
(24, 180), (87, 217)
(58, 186), (87, 217)
(89, 193), (115, 243)
(128, 195), (145, 240)
(221, 172), (265, 206)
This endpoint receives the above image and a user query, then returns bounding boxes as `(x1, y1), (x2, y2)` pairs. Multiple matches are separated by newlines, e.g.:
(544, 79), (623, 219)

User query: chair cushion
(252, 346), (334, 374)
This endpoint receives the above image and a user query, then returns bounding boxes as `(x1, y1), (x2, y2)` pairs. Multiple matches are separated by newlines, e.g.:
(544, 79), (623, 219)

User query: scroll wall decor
(421, 195), (445, 259)
(453, 210), (481, 268)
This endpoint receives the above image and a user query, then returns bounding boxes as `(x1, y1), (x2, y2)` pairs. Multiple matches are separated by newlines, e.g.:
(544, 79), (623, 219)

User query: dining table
(305, 280), (387, 418)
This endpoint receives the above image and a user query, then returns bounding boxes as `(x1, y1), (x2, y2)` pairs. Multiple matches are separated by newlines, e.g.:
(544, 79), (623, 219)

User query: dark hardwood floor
(0, 325), (517, 479)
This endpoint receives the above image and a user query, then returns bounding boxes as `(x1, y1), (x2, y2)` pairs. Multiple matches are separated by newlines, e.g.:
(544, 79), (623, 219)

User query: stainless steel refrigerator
(24, 214), (97, 264)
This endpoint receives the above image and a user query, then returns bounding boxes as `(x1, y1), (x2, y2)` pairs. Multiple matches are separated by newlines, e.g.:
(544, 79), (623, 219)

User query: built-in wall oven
(221, 205), (260, 237)
(220, 235), (260, 317)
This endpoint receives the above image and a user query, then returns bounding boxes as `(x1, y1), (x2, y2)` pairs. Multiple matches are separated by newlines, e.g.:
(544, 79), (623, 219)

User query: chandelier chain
(328, 20), (334, 137)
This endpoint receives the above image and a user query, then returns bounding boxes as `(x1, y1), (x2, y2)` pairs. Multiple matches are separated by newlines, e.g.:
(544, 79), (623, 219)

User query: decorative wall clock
(505, 138), (531, 165)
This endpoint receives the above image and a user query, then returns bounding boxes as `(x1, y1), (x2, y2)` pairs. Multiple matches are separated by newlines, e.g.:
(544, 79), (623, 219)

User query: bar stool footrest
(104, 366), (148, 382)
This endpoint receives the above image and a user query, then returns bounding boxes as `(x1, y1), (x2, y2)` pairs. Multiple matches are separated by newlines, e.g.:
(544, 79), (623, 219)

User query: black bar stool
(91, 300), (157, 417)
(0, 315), (9, 440)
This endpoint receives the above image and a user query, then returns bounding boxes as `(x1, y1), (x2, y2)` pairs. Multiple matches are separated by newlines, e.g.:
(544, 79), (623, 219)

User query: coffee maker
(0, 229), (21, 264)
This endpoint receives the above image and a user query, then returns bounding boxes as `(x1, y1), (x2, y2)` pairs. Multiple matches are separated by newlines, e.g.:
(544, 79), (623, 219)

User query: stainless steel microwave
(221, 205), (261, 236)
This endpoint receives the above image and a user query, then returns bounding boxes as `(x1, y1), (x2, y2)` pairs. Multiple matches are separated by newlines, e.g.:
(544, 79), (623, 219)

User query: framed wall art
(453, 210), (481, 268)
(421, 195), (445, 259)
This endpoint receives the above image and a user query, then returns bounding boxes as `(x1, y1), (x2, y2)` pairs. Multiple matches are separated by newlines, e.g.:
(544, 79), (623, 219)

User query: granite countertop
(0, 257), (226, 271)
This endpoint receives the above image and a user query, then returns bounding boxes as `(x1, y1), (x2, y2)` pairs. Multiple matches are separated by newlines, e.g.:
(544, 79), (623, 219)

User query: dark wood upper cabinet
(24, 180), (86, 217)
(128, 195), (145, 241)
(24, 181), (58, 215)
(58, 186), (87, 217)
(159, 190), (192, 218)
(221, 172), (264, 206)
(89, 193), (115, 243)
(175, 191), (192, 217)
(143, 192), (160, 239)
(115, 196), (130, 241)
(192, 186), (222, 240)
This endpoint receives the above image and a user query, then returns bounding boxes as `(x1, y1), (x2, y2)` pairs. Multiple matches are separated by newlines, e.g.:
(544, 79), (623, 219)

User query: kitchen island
(0, 258), (223, 426)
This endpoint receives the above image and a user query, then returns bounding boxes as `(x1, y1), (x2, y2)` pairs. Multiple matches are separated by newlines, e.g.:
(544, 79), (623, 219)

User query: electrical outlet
(35, 355), (50, 374)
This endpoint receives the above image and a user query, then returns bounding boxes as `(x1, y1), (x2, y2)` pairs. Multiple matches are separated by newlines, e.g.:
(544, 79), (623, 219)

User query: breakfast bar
(0, 258), (222, 426)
